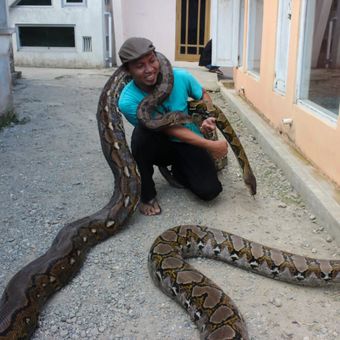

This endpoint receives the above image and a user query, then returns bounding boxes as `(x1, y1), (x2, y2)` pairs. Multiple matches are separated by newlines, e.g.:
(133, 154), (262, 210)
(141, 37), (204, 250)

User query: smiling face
(127, 51), (160, 93)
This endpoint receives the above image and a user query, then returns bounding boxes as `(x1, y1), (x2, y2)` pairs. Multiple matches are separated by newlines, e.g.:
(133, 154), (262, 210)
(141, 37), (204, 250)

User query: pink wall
(120, 0), (177, 62)
(234, 0), (340, 186)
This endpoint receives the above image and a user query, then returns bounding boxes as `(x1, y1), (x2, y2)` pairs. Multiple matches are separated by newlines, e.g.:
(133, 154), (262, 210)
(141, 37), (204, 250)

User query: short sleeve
(185, 71), (203, 100)
(118, 82), (143, 126)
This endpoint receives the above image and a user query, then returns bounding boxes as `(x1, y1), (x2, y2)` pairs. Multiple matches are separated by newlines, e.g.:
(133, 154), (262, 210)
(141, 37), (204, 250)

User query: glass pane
(19, 26), (75, 47)
(238, 0), (245, 66)
(199, 0), (206, 45)
(300, 0), (339, 117)
(17, 0), (51, 5)
(188, 47), (197, 54)
(181, 0), (187, 44)
(188, 0), (198, 44)
(180, 46), (186, 54)
(247, 0), (264, 74)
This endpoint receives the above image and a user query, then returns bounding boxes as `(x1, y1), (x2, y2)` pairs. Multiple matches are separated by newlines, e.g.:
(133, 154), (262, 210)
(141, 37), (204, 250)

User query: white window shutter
(211, 0), (240, 67)
(274, 0), (292, 94)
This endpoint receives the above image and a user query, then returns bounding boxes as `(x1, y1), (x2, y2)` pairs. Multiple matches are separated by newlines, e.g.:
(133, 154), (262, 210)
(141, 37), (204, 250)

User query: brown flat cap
(118, 37), (155, 64)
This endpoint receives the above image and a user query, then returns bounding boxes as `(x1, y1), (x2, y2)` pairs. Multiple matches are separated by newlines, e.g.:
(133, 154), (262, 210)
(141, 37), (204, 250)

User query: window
(238, 0), (245, 66)
(298, 0), (340, 119)
(62, 0), (86, 6)
(274, 0), (292, 94)
(17, 0), (51, 5)
(247, 0), (264, 75)
(83, 36), (92, 52)
(18, 26), (75, 48)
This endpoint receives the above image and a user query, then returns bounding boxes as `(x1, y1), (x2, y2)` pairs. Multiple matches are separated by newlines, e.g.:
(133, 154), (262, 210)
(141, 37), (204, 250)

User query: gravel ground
(0, 67), (339, 340)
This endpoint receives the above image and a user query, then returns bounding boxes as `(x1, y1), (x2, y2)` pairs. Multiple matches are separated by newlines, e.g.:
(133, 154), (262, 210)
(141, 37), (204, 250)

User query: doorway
(175, 0), (211, 61)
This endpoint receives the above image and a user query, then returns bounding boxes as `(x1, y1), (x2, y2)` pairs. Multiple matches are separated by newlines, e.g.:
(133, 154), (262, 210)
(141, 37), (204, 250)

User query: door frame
(175, 0), (211, 61)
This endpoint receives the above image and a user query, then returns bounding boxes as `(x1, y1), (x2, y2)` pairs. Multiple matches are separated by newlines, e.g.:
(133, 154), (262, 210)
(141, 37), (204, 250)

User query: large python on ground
(0, 55), (141, 339)
(0, 52), (337, 339)
(148, 225), (340, 339)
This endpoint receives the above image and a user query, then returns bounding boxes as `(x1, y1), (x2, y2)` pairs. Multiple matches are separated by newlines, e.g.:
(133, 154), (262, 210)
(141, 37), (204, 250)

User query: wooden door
(175, 0), (211, 61)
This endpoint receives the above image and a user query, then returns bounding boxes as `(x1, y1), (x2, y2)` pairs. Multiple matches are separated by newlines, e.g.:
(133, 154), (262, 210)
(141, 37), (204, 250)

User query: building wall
(9, 1), (106, 68)
(0, 0), (14, 122)
(113, 0), (177, 65)
(233, 0), (340, 187)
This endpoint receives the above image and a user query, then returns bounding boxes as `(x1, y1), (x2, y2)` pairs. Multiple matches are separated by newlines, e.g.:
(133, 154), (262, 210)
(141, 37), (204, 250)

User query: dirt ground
(0, 67), (339, 340)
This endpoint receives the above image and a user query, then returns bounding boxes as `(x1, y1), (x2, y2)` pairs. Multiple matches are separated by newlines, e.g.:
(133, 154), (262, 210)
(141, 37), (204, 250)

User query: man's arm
(164, 87), (228, 159)
(164, 125), (228, 160)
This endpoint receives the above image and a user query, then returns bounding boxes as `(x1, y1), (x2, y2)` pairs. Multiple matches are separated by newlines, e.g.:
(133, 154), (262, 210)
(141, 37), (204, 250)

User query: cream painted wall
(113, 0), (177, 65)
(9, 1), (106, 68)
(234, 0), (340, 186)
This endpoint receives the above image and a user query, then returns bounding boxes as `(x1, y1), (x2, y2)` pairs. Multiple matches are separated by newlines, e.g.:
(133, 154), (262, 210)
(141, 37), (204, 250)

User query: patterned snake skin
(0, 52), (338, 339)
(148, 225), (340, 339)
(0, 54), (141, 339)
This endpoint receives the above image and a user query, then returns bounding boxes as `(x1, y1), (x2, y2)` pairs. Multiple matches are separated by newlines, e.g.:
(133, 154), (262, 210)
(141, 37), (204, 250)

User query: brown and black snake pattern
(0, 56), (140, 339)
(148, 225), (340, 339)
(0, 52), (338, 340)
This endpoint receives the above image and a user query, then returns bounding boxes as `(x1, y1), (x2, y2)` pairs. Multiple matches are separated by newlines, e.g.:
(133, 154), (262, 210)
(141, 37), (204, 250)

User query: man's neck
(133, 80), (155, 94)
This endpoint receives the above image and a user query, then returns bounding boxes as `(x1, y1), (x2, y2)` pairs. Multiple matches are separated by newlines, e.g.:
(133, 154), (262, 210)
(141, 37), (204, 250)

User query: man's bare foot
(139, 198), (161, 216)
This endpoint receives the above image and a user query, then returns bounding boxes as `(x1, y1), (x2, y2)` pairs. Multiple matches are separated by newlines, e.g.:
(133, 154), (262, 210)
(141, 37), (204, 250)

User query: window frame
(246, 0), (264, 79)
(15, 0), (52, 6)
(296, 0), (339, 124)
(61, 0), (87, 7)
(238, 0), (245, 67)
(16, 24), (77, 50)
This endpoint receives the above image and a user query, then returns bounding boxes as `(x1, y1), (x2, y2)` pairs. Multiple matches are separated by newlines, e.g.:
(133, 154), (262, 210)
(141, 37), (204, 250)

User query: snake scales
(0, 52), (339, 339)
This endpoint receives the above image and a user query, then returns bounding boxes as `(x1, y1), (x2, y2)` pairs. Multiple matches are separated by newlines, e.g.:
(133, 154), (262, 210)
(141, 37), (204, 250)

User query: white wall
(9, 0), (106, 68)
(0, 0), (13, 120)
(113, 0), (177, 65)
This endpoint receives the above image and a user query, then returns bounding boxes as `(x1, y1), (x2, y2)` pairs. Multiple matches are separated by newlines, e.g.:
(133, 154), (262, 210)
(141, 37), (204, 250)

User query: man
(118, 37), (228, 216)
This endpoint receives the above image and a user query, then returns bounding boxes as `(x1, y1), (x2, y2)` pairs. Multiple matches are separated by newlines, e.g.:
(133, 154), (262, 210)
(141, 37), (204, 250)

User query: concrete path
(0, 66), (339, 340)
(193, 65), (340, 243)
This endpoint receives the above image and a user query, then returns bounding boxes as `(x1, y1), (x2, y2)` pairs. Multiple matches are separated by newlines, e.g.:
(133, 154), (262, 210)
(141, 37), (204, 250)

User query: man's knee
(192, 181), (222, 201)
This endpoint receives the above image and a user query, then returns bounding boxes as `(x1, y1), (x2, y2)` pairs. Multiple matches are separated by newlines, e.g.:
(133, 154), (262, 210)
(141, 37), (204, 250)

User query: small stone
(270, 297), (282, 307)
(278, 203), (287, 208)
(311, 248), (317, 254)
(309, 214), (316, 221)
(60, 329), (69, 337)
(51, 325), (58, 333)
(91, 327), (99, 336)
(326, 235), (333, 243)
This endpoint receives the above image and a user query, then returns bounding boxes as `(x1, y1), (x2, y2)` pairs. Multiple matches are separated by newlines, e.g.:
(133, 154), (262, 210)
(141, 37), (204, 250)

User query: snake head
(245, 174), (257, 196)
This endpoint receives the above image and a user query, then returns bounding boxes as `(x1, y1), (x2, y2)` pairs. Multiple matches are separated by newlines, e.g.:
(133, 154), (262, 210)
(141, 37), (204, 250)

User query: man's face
(127, 52), (160, 91)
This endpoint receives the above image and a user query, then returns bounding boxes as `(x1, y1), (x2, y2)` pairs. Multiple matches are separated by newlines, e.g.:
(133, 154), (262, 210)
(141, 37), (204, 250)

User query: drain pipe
(104, 11), (113, 67)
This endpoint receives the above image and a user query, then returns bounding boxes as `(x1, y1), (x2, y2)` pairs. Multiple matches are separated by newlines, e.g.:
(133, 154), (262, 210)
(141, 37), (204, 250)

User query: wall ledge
(219, 83), (340, 244)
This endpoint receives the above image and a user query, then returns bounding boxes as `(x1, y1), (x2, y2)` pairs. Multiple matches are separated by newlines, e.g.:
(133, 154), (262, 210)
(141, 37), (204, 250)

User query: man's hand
(164, 125), (228, 160)
(207, 140), (228, 160)
(200, 117), (216, 134)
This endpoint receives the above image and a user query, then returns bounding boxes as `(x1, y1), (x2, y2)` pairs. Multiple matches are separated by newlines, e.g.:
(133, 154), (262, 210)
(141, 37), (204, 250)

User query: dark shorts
(131, 125), (222, 203)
